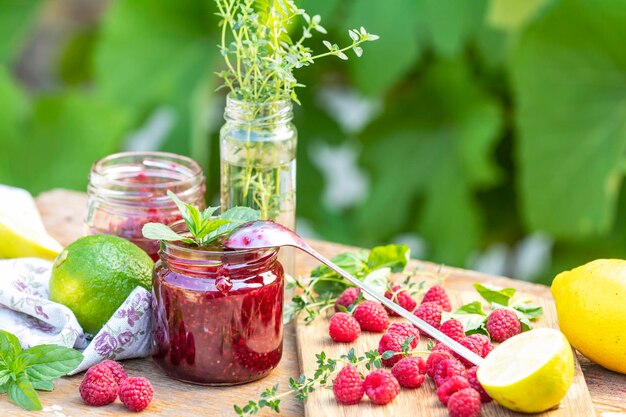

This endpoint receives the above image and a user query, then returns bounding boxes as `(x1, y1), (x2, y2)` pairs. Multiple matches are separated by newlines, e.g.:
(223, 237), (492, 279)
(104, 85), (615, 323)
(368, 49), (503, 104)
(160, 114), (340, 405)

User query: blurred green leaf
(486, 0), (551, 31)
(359, 60), (502, 264)
(0, 0), (41, 64)
(0, 93), (130, 193)
(512, 0), (626, 238)
(344, 0), (422, 95)
(421, 0), (487, 58)
(58, 29), (97, 86)
(95, 0), (218, 157)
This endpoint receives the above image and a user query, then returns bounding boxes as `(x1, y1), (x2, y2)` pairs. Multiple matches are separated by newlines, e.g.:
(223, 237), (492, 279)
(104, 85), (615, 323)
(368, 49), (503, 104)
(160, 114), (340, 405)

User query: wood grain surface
(295, 283), (594, 416)
(0, 188), (617, 417)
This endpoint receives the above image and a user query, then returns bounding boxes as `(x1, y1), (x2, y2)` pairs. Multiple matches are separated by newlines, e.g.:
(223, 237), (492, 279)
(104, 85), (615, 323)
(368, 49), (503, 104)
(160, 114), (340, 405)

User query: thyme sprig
(233, 342), (428, 416)
(214, 0), (379, 104)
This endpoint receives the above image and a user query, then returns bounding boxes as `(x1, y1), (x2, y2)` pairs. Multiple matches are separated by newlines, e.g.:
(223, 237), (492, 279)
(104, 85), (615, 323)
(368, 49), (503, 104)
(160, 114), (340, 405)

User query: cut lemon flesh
(477, 328), (574, 413)
(0, 185), (63, 260)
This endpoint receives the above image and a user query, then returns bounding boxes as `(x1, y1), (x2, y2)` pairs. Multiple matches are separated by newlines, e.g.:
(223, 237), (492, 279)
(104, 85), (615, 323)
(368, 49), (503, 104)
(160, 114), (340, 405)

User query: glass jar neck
(88, 151), (205, 208)
(224, 95), (293, 127)
(158, 220), (279, 278)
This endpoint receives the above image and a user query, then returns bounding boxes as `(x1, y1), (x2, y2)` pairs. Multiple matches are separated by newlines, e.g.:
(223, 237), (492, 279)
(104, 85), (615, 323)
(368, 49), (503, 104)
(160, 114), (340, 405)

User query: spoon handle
(300, 245), (484, 367)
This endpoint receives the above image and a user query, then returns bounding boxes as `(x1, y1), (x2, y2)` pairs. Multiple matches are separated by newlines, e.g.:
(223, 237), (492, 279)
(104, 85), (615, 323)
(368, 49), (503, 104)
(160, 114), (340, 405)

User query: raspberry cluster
(329, 284), (498, 416)
(79, 360), (153, 412)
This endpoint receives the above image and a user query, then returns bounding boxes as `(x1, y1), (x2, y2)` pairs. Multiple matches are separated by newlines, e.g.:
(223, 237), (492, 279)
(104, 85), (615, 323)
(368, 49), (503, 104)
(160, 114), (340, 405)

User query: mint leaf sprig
(233, 342), (428, 416)
(0, 330), (83, 411)
(142, 191), (260, 246)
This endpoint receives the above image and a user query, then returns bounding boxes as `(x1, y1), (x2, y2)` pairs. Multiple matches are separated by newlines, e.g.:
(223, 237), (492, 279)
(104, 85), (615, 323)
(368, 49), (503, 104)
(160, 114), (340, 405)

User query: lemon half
(0, 185), (62, 260)
(477, 328), (574, 413)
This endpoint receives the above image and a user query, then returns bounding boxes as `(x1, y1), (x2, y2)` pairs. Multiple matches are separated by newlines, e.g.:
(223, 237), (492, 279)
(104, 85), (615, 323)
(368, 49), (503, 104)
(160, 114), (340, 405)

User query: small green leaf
(31, 380), (53, 392)
(513, 303), (543, 319)
(474, 283), (516, 306)
(382, 350), (395, 360)
(361, 267), (390, 301)
(20, 345), (83, 381)
(0, 330), (21, 372)
(166, 190), (200, 235)
(200, 206), (220, 221)
(7, 372), (42, 411)
(367, 244), (410, 272)
(196, 218), (232, 241)
(220, 206), (261, 223)
(455, 301), (487, 316)
(142, 223), (188, 242)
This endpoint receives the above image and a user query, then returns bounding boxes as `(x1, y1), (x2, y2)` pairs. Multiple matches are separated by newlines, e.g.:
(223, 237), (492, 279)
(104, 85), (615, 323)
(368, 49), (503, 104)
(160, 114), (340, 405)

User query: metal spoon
(223, 220), (484, 367)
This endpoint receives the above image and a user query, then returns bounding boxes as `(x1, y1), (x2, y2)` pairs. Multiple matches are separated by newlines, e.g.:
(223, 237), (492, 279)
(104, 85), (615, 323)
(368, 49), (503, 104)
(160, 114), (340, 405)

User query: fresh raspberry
(436, 375), (470, 405)
(414, 302), (443, 336)
(119, 377), (154, 412)
(421, 285), (452, 312)
(329, 312), (361, 342)
(454, 336), (485, 367)
(439, 319), (465, 342)
(332, 365), (364, 405)
(447, 388), (482, 417)
(378, 332), (415, 367)
(353, 300), (389, 332)
(79, 365), (118, 406)
(431, 342), (453, 356)
(96, 360), (127, 385)
(391, 357), (425, 388)
(387, 322), (420, 345)
(426, 350), (453, 377)
(363, 370), (400, 405)
(384, 285), (417, 316)
(335, 287), (361, 312)
(486, 308), (522, 342)
(482, 342), (495, 357)
(412, 356), (428, 375)
(467, 366), (492, 403)
(433, 358), (466, 387)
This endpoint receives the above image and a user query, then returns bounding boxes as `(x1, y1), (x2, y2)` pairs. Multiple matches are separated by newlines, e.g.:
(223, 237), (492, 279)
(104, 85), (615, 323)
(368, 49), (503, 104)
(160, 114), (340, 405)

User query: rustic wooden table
(3, 189), (622, 416)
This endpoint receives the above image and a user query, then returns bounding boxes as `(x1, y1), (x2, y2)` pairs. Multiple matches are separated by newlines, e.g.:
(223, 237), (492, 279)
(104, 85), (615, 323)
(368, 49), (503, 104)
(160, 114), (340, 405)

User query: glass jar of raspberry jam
(151, 222), (284, 385)
(86, 152), (206, 261)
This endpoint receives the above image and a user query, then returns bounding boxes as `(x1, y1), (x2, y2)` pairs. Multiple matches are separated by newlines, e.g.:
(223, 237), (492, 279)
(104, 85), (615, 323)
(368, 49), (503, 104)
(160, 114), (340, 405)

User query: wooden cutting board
(295, 282), (595, 416)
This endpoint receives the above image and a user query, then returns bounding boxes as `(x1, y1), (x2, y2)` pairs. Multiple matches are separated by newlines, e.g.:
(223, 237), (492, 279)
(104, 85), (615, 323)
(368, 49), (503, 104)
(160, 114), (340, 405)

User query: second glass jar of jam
(85, 152), (206, 261)
(151, 221), (284, 385)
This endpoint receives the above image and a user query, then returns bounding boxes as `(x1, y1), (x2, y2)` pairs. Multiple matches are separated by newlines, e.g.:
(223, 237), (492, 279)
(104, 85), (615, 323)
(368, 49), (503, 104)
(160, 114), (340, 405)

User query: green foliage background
(2, 0), (626, 283)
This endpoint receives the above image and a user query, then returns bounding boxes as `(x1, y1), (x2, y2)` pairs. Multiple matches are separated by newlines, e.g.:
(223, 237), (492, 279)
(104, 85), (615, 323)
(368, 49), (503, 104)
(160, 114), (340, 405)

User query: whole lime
(49, 234), (154, 334)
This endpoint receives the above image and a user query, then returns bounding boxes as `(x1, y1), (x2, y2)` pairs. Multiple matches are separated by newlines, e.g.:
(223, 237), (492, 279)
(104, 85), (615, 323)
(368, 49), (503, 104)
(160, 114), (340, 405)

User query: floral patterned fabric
(0, 258), (153, 374)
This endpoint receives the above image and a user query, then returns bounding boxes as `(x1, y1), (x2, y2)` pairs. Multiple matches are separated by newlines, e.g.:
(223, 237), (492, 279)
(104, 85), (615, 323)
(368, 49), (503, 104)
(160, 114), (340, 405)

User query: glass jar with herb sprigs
(215, 0), (378, 277)
(143, 193), (283, 385)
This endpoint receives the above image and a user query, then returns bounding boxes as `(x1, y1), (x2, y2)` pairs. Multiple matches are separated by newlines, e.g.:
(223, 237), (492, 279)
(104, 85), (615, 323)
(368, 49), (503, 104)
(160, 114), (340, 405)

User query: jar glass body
(220, 96), (297, 278)
(151, 224), (284, 385)
(85, 152), (206, 261)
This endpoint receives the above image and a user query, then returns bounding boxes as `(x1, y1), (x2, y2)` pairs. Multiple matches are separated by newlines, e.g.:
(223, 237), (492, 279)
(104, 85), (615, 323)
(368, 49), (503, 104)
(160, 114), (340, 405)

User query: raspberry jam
(85, 152), (206, 260)
(151, 224), (284, 385)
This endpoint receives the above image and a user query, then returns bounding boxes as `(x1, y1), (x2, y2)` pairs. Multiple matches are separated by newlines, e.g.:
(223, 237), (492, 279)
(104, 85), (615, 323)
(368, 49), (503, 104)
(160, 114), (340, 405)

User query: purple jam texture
(151, 255), (284, 385)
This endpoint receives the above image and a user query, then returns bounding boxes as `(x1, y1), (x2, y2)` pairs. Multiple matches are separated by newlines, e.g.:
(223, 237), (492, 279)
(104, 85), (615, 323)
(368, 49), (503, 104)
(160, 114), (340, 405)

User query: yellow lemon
(551, 259), (626, 374)
(477, 328), (574, 413)
(0, 185), (62, 260)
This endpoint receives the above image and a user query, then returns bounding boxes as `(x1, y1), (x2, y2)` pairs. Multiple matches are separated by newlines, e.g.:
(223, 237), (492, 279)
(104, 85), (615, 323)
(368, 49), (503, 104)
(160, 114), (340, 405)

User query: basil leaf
(7, 372), (42, 411)
(367, 244), (410, 272)
(474, 283), (516, 306)
(142, 223), (188, 242)
(20, 345), (83, 381)
(513, 303), (543, 319)
(361, 268), (391, 301)
(31, 380), (54, 392)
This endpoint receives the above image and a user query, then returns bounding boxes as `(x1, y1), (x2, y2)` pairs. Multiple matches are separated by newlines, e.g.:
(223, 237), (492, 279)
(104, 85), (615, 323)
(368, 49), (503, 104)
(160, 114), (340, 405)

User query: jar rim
(88, 151), (205, 206)
(160, 220), (279, 260)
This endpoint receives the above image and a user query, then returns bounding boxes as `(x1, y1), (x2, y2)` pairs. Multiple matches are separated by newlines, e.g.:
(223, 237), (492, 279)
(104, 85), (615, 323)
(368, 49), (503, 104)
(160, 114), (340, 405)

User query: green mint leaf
(167, 190), (203, 236)
(367, 244), (410, 272)
(20, 344), (83, 381)
(7, 372), (42, 411)
(142, 223), (188, 242)
(361, 267), (390, 301)
(441, 302), (489, 336)
(31, 380), (54, 392)
(201, 207), (260, 244)
(0, 384), (6, 394)
(474, 283), (516, 306)
(200, 206), (220, 222)
(518, 315), (532, 332)
(0, 330), (22, 373)
(513, 303), (543, 319)
(196, 218), (232, 241)
(455, 301), (487, 316)
(310, 252), (368, 280)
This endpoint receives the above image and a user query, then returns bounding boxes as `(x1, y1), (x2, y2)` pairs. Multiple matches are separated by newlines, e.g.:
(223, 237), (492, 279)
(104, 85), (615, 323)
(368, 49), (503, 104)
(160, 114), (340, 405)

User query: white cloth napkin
(0, 258), (154, 374)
